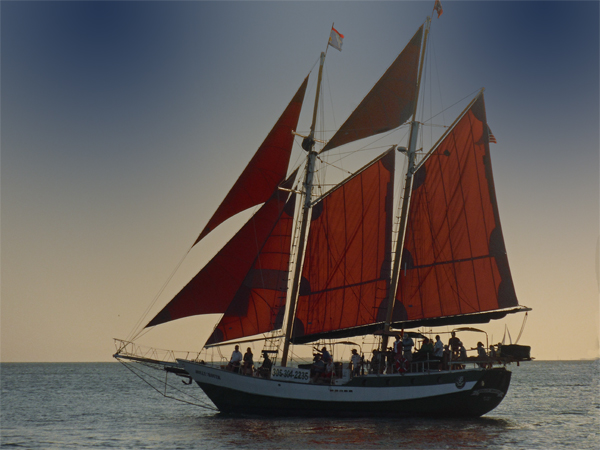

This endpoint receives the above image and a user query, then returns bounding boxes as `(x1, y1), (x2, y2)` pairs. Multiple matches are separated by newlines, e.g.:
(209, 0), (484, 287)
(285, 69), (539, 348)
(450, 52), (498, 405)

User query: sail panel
(395, 94), (519, 322)
(321, 26), (423, 153)
(146, 173), (298, 328)
(194, 76), (308, 245)
(293, 150), (395, 339)
(205, 194), (296, 345)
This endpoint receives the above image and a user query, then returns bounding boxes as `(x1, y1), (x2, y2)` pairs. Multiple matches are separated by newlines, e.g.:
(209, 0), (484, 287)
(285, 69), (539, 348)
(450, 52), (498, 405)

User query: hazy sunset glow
(2, 1), (598, 362)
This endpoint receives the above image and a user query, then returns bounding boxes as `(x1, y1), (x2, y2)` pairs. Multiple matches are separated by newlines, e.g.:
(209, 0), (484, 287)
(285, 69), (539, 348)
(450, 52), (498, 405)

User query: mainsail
(292, 149), (395, 342)
(193, 77), (308, 245)
(146, 172), (298, 329)
(320, 26), (423, 153)
(394, 93), (520, 327)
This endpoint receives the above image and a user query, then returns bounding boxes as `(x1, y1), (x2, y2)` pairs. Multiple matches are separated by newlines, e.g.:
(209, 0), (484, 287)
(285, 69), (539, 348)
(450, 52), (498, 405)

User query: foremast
(281, 52), (326, 366)
(380, 16), (431, 352)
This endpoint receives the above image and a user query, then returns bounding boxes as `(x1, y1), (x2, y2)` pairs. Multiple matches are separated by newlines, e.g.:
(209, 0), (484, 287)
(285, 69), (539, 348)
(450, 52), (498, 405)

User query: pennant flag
(434, 0), (443, 18)
(488, 125), (497, 144)
(328, 27), (344, 52)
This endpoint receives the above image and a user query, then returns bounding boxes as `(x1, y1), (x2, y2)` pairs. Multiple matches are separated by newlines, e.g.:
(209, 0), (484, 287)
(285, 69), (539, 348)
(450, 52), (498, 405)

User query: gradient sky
(2, 1), (598, 362)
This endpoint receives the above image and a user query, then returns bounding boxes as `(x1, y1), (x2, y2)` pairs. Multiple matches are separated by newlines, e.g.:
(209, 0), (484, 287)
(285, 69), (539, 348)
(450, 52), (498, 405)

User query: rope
(117, 359), (219, 411)
(127, 247), (191, 342)
(515, 311), (528, 344)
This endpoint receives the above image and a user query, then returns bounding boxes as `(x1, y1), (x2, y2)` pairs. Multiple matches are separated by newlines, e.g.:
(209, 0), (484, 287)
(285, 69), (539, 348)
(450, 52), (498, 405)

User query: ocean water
(1, 360), (598, 449)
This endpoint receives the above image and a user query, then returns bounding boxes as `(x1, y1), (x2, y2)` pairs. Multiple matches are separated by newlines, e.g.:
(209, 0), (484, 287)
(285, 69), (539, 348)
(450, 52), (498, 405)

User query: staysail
(146, 172), (298, 328)
(320, 26), (423, 153)
(394, 93), (520, 327)
(292, 149), (395, 342)
(205, 191), (297, 345)
(193, 77), (308, 245)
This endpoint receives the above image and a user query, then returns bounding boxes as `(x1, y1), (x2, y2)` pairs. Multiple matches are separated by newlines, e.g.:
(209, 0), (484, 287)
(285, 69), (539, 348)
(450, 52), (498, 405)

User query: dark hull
(181, 360), (511, 418)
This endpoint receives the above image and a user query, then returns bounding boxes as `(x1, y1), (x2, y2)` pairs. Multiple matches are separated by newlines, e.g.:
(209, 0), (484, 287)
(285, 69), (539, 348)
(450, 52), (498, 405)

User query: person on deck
(415, 337), (434, 361)
(402, 332), (414, 364)
(449, 331), (461, 359)
(459, 342), (467, 360)
(227, 345), (242, 373)
(311, 354), (325, 382)
(476, 342), (488, 368)
(258, 351), (272, 378)
(351, 349), (362, 376)
(434, 335), (444, 359)
(242, 347), (254, 375)
(393, 335), (402, 357)
(314, 346), (332, 363)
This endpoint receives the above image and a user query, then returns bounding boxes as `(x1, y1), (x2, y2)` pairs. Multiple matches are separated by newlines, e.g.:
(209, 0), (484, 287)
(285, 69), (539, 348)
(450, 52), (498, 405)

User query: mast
(281, 52), (326, 366)
(381, 17), (431, 352)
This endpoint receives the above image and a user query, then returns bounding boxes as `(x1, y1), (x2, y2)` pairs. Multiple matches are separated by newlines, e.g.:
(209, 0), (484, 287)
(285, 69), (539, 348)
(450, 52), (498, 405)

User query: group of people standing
(225, 331), (496, 380)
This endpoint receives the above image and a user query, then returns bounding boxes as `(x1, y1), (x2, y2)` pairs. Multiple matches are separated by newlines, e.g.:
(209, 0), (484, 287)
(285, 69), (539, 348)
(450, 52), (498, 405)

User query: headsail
(146, 171), (298, 328)
(205, 191), (297, 345)
(292, 149), (395, 343)
(193, 76), (308, 245)
(394, 93), (520, 327)
(320, 26), (423, 153)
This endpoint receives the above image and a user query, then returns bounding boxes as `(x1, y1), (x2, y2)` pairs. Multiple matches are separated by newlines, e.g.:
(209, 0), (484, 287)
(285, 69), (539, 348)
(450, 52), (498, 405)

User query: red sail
(293, 150), (395, 339)
(147, 173), (297, 328)
(321, 26), (423, 153)
(193, 76), (308, 245)
(395, 94), (519, 323)
(205, 192), (296, 345)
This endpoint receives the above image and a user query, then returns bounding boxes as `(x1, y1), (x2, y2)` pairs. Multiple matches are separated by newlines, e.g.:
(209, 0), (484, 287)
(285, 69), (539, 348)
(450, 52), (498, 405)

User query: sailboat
(114, 9), (532, 418)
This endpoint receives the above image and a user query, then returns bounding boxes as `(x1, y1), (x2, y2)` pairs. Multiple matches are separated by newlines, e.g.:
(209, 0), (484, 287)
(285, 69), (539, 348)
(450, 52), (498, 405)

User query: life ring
(395, 356), (408, 373)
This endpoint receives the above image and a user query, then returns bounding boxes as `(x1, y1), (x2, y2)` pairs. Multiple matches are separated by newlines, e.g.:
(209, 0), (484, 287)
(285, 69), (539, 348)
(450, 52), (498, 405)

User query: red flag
(434, 0), (443, 18)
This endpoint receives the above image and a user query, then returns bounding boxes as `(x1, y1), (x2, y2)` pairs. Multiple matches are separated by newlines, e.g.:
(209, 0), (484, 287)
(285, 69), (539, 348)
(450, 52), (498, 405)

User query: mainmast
(381, 16), (432, 352)
(281, 52), (326, 367)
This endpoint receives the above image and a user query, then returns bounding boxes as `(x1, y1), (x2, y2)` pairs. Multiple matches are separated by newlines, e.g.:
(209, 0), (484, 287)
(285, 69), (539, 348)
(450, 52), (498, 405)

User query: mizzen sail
(193, 77), (308, 245)
(320, 26), (423, 153)
(394, 94), (519, 327)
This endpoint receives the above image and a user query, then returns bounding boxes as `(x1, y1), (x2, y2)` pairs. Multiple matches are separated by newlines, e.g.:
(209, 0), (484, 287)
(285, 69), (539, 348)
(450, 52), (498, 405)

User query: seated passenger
(258, 351), (272, 378)
(415, 337), (434, 361)
(476, 342), (489, 368)
(226, 345), (242, 373)
(311, 354), (325, 381)
(242, 347), (254, 376)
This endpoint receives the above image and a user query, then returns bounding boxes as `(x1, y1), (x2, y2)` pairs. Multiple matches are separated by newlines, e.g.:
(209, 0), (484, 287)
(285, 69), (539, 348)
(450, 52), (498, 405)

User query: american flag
(488, 125), (497, 144)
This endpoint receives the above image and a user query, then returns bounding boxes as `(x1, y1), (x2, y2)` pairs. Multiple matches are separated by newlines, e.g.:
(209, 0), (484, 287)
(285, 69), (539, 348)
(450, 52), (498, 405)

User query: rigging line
(128, 246), (192, 342)
(514, 311), (528, 344)
(117, 359), (218, 411)
(424, 88), (482, 125)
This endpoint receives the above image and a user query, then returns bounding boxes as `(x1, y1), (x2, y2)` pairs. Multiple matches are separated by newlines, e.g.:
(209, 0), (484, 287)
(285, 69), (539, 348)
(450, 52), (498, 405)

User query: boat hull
(178, 360), (511, 417)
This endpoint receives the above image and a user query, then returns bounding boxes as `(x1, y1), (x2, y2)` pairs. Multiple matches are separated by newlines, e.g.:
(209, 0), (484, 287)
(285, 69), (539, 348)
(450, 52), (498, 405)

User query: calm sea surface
(1, 360), (598, 449)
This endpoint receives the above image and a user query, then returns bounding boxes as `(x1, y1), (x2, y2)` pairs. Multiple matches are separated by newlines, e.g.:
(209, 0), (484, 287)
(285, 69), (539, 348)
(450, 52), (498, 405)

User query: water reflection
(199, 414), (518, 449)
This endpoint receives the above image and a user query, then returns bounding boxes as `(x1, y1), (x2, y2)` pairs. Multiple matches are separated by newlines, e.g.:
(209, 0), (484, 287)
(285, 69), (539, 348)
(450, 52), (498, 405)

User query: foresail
(193, 76), (308, 245)
(146, 171), (298, 328)
(394, 94), (519, 326)
(320, 26), (423, 153)
(292, 150), (395, 342)
(205, 192), (297, 345)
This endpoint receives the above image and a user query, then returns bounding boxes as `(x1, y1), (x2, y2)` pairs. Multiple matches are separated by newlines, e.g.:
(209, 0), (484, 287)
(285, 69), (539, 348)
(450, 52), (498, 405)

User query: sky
(1, 1), (598, 363)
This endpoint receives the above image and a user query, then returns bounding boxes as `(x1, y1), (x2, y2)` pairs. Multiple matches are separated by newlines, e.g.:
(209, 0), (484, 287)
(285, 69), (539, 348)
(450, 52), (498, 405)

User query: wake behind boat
(114, 2), (532, 417)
